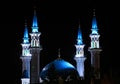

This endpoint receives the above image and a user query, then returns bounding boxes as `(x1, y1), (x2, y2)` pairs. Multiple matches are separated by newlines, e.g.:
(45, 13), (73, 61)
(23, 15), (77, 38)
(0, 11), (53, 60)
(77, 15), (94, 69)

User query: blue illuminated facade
(40, 58), (79, 80)
(20, 9), (102, 84)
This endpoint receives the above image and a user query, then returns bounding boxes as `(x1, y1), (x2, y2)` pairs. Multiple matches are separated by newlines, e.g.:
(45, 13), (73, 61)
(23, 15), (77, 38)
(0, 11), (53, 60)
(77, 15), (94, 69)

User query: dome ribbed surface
(40, 58), (79, 80)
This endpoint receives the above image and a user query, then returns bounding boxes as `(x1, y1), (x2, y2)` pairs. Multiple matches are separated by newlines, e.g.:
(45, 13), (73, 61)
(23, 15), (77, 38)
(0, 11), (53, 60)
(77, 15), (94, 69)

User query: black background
(0, 0), (119, 84)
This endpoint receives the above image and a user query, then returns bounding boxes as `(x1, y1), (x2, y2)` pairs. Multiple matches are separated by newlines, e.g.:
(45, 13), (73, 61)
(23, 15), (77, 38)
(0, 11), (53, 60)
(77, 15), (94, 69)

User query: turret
(74, 23), (86, 79)
(88, 10), (102, 82)
(20, 21), (31, 84)
(29, 9), (42, 84)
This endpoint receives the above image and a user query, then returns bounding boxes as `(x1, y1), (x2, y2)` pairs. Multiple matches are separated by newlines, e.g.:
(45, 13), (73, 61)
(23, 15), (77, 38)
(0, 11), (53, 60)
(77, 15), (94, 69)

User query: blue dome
(40, 58), (79, 81)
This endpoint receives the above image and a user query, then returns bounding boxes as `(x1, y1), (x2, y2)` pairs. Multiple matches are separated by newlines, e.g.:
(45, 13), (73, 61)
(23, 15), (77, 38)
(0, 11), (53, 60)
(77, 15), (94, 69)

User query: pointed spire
(32, 9), (38, 27)
(92, 9), (97, 29)
(32, 8), (39, 32)
(58, 48), (61, 58)
(91, 9), (98, 34)
(93, 9), (96, 16)
(77, 22), (83, 45)
(23, 20), (29, 43)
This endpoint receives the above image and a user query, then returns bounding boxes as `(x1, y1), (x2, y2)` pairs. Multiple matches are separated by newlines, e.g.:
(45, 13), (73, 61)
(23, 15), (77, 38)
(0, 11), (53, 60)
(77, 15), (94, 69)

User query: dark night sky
(0, 0), (120, 84)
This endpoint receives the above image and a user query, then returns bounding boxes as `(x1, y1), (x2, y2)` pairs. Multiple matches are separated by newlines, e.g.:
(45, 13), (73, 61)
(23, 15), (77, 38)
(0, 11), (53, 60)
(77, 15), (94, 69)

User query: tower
(20, 22), (32, 84)
(74, 24), (86, 79)
(88, 10), (102, 81)
(29, 10), (42, 84)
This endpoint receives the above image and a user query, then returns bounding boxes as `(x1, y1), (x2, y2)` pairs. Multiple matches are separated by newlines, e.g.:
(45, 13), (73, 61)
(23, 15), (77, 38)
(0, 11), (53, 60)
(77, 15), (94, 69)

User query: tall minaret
(88, 10), (102, 80)
(74, 24), (86, 79)
(29, 10), (42, 84)
(20, 22), (31, 84)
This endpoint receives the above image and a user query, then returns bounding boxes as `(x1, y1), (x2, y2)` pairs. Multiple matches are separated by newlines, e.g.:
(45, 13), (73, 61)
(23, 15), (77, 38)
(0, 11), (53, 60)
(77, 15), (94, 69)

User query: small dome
(40, 58), (79, 81)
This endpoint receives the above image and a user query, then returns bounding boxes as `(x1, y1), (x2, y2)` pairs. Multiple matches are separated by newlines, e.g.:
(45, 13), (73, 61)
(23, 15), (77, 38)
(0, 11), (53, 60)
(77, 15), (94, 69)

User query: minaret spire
(77, 23), (83, 45)
(22, 20), (31, 56)
(30, 9), (42, 83)
(58, 48), (61, 58)
(32, 9), (38, 33)
(20, 20), (31, 84)
(88, 9), (102, 82)
(93, 9), (96, 16)
(91, 9), (98, 35)
(90, 9), (100, 49)
(33, 10), (38, 26)
(30, 9), (41, 47)
(74, 22), (86, 79)
(23, 21), (29, 43)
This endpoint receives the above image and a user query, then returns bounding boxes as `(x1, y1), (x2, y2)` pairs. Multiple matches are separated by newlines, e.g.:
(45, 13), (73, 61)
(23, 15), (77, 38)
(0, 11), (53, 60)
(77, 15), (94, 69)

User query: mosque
(20, 9), (102, 84)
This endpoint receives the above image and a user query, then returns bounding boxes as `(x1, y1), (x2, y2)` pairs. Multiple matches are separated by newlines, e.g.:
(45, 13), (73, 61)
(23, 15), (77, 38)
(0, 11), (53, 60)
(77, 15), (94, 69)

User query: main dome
(40, 58), (79, 81)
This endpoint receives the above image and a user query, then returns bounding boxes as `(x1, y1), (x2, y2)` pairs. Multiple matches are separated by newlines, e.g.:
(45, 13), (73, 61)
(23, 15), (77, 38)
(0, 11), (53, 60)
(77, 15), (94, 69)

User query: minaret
(29, 10), (42, 84)
(88, 10), (102, 80)
(20, 22), (31, 84)
(74, 24), (86, 79)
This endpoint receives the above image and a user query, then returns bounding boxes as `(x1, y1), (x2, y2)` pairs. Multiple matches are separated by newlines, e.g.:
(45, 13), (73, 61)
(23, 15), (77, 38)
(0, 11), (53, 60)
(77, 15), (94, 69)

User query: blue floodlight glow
(32, 10), (38, 32)
(32, 10), (38, 27)
(23, 27), (29, 43)
(91, 16), (98, 34)
(77, 26), (83, 45)
(32, 27), (38, 33)
(40, 58), (79, 80)
(41, 59), (76, 74)
(53, 59), (75, 70)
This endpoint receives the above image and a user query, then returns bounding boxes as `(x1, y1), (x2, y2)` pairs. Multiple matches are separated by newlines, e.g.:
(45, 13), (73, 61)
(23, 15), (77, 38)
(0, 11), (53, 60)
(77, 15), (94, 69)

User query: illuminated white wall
(21, 78), (30, 84)
(75, 57), (86, 79)
(90, 34), (100, 49)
